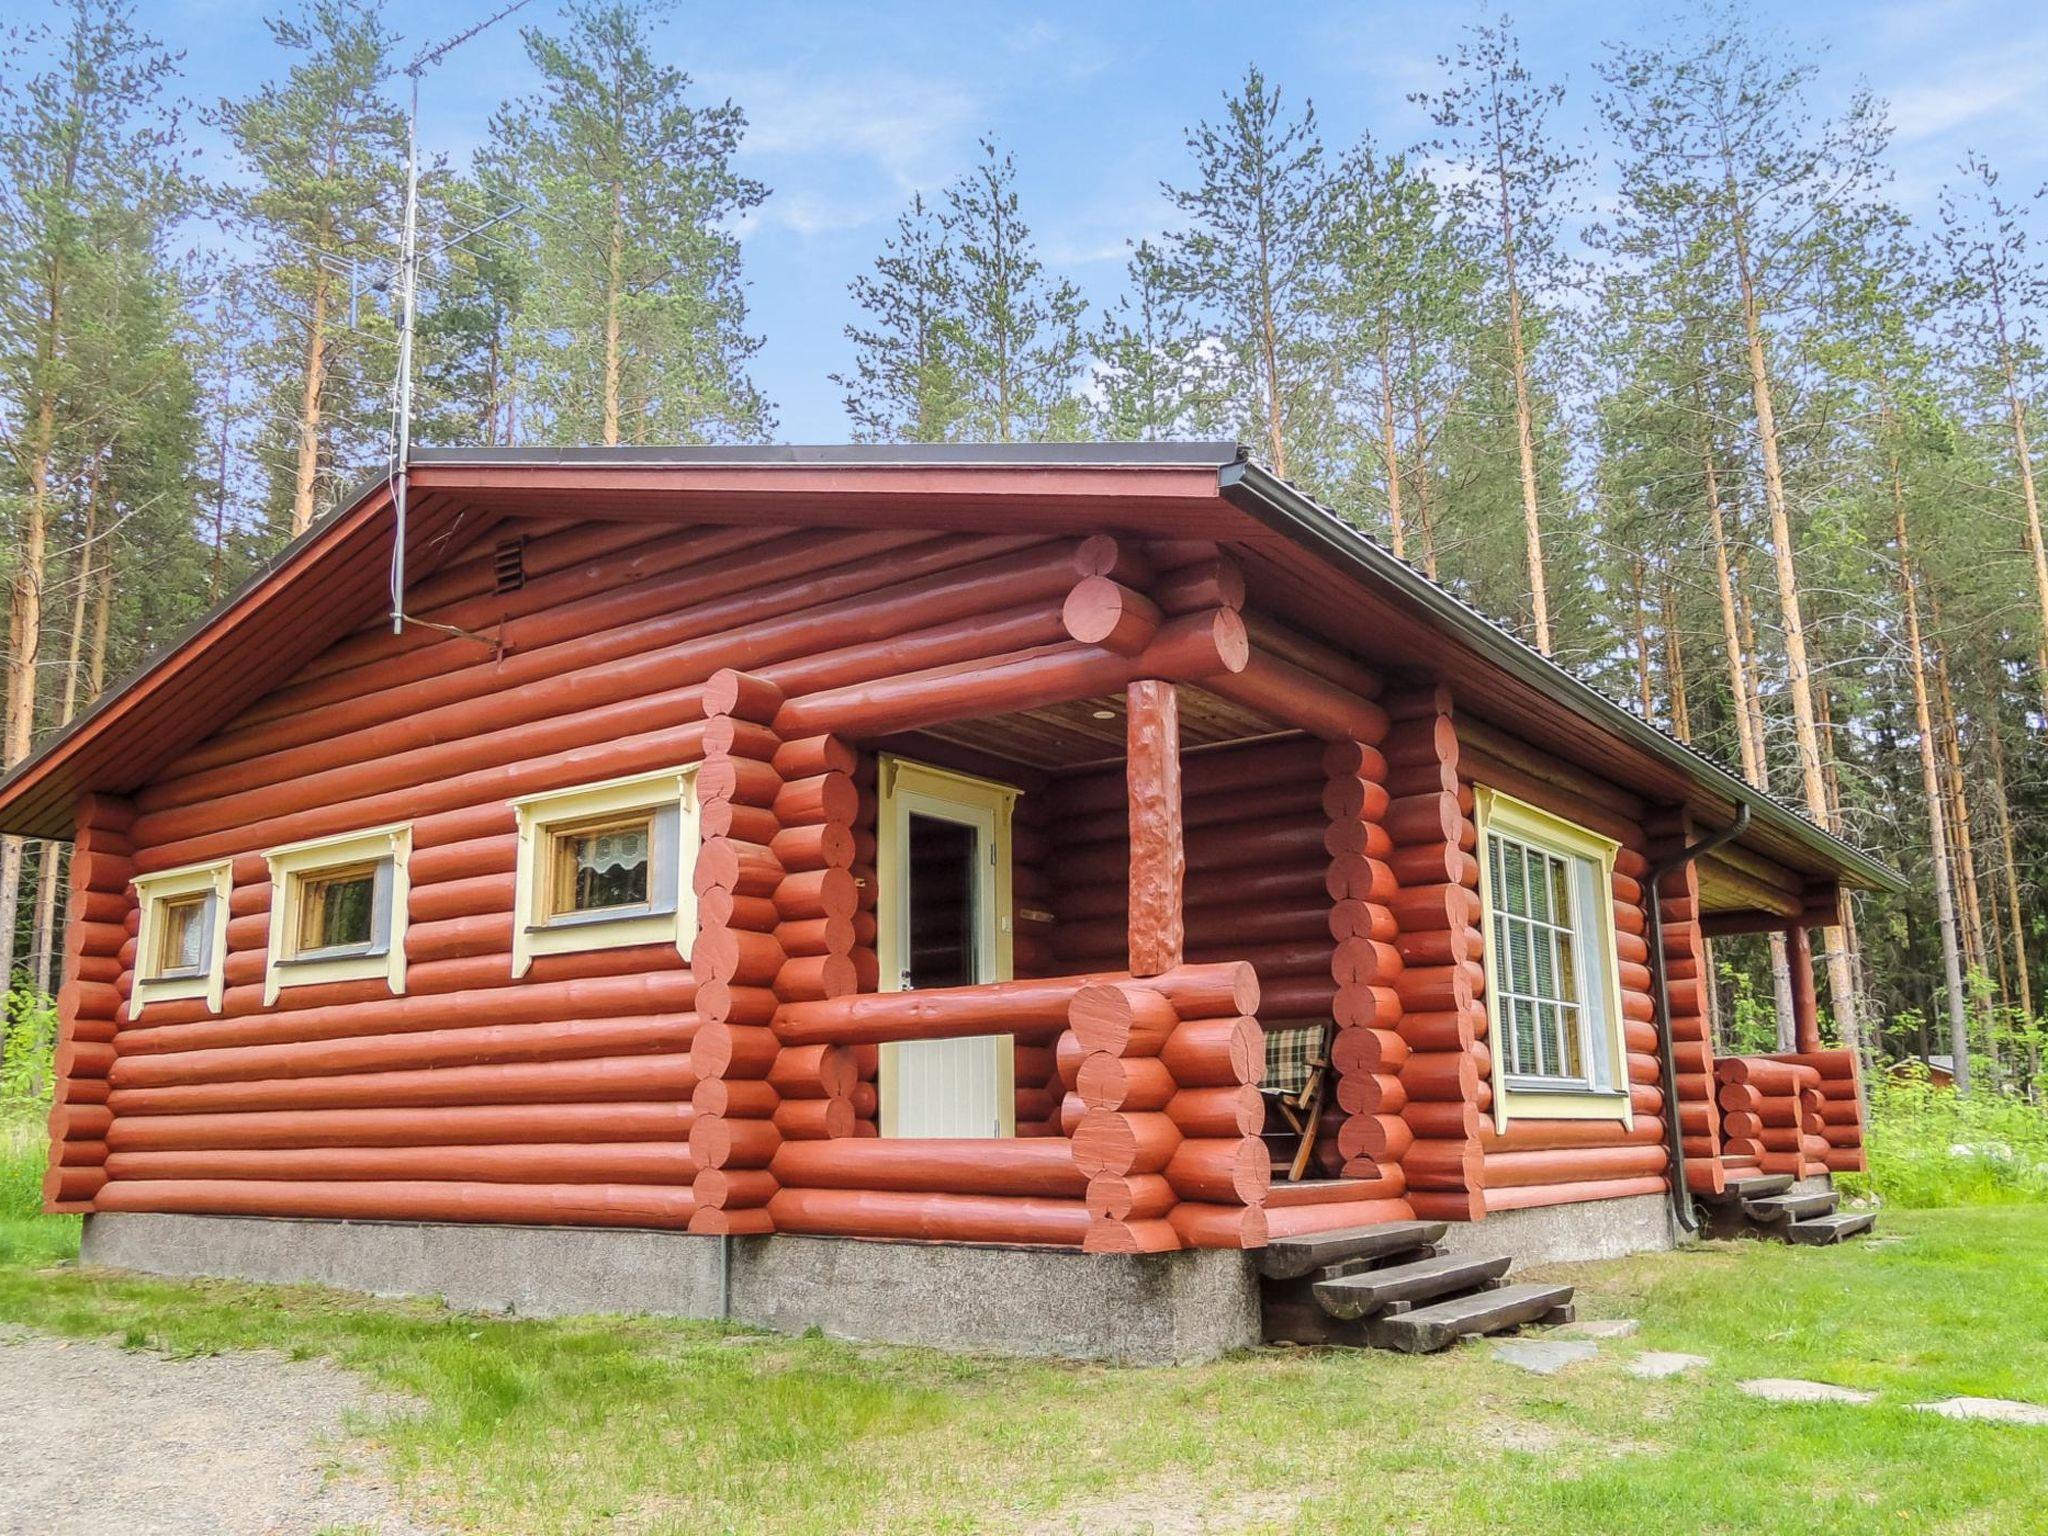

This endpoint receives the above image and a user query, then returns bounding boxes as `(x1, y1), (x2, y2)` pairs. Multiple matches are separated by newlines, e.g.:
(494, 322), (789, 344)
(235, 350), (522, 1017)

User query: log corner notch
(688, 668), (788, 1234)
(44, 790), (134, 1212)
(1643, 806), (1725, 1199)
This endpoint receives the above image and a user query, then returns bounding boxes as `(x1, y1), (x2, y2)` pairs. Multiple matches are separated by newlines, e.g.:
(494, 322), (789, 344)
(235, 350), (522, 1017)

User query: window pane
(555, 819), (652, 914)
(1512, 998), (1538, 1077)
(1555, 930), (1580, 1005)
(299, 868), (377, 952)
(1553, 1004), (1585, 1080)
(1548, 854), (1572, 927)
(1500, 840), (1528, 916)
(157, 896), (205, 975)
(1532, 921), (1558, 998)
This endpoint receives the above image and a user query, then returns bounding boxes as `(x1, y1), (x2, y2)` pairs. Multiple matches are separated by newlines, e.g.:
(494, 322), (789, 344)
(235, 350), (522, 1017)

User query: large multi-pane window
(1476, 789), (1627, 1122)
(1488, 831), (1591, 1086)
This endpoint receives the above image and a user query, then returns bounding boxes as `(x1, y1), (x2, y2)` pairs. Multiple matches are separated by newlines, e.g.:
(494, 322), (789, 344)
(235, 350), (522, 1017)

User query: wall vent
(493, 538), (526, 594)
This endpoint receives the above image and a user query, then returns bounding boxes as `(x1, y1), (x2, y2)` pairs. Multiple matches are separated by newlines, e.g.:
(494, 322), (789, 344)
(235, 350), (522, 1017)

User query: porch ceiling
(918, 686), (1294, 771)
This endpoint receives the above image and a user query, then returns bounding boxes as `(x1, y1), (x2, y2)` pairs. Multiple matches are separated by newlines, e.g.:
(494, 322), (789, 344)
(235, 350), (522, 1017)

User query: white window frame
(510, 767), (698, 978)
(263, 824), (411, 1004)
(132, 859), (233, 1014)
(1474, 786), (1632, 1131)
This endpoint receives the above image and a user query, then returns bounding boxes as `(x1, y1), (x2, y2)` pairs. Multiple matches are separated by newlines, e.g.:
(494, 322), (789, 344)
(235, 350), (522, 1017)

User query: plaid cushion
(1264, 1024), (1328, 1097)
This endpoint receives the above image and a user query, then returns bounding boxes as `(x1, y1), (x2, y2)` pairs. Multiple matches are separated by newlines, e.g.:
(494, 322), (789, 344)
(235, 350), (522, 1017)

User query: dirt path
(0, 1327), (434, 1536)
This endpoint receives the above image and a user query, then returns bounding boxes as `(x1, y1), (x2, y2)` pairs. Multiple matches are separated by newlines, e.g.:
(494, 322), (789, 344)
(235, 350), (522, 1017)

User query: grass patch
(1848, 1070), (2048, 1207)
(2, 1202), (2046, 1532)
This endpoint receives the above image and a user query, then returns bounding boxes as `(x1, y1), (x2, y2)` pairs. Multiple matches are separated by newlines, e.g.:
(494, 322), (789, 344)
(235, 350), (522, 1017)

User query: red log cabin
(0, 444), (1901, 1358)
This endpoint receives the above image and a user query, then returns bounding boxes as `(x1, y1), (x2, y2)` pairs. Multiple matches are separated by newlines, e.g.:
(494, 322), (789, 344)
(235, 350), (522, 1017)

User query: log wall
(79, 521), (1159, 1230)
(44, 501), (1741, 1251)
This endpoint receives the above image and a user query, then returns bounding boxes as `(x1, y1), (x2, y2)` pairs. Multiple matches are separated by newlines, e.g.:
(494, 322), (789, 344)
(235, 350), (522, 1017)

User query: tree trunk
(1893, 466), (1972, 1094)
(1726, 179), (1858, 1057)
(1990, 268), (2048, 716)
(1409, 393), (1440, 580)
(1631, 551), (1654, 720)
(1662, 571), (1691, 742)
(1378, 338), (1405, 560)
(1983, 698), (2034, 1072)
(604, 179), (625, 447)
(1702, 439), (1794, 1047)
(289, 264), (331, 537)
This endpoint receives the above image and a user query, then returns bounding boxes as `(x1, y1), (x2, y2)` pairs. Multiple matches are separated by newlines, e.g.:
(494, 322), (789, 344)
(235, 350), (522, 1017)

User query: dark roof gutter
(1218, 458), (1904, 894)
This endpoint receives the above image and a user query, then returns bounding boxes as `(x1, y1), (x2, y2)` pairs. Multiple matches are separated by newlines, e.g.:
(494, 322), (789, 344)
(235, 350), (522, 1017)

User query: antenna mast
(389, 0), (535, 635)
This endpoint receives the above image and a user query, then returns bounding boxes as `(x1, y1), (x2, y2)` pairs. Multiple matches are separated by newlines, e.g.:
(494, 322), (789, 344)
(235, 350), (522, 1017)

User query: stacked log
(1071, 980), (1184, 1253)
(1715, 1056), (1828, 1177)
(1382, 688), (1487, 1223)
(1768, 1048), (1864, 1174)
(766, 731), (861, 1150)
(1323, 737), (1408, 1199)
(688, 669), (788, 1234)
(42, 793), (133, 1211)
(1644, 808), (1724, 1196)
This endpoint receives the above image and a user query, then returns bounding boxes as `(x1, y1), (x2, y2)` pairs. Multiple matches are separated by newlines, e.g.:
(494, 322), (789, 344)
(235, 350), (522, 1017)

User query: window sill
(1497, 1084), (1634, 1125)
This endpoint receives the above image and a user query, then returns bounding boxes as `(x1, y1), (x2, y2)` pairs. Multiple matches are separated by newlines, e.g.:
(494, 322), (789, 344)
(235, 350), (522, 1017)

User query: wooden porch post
(1126, 678), (1184, 979)
(1787, 924), (1822, 1054)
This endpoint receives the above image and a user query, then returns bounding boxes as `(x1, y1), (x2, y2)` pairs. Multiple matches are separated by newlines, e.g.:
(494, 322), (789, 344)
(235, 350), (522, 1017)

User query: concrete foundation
(80, 1213), (1261, 1365)
(1439, 1193), (1680, 1266)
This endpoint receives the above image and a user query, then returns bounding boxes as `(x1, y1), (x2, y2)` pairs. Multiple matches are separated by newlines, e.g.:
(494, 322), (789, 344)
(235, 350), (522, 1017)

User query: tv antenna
(388, 0), (535, 636)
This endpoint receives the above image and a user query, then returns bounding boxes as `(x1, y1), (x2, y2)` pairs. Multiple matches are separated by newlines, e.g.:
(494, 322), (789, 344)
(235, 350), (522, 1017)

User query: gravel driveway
(0, 1327), (435, 1535)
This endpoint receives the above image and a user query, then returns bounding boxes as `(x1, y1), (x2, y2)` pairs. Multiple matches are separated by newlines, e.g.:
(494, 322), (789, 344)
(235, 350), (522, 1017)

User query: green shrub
(0, 986), (78, 1264)
(1844, 1066), (2048, 1208)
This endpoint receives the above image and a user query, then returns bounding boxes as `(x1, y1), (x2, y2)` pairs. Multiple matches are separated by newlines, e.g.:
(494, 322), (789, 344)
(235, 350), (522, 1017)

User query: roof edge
(1218, 459), (1905, 894)
(411, 441), (1249, 469)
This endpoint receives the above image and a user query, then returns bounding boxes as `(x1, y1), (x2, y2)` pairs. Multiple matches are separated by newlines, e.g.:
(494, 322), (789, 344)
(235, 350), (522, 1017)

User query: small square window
(263, 825), (411, 1003)
(510, 769), (697, 977)
(131, 861), (231, 1013)
(151, 895), (210, 979)
(547, 814), (654, 920)
(292, 862), (382, 958)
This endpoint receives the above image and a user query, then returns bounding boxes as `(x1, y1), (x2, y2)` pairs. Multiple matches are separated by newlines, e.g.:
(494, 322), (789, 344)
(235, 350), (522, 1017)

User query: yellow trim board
(1473, 784), (1633, 1133)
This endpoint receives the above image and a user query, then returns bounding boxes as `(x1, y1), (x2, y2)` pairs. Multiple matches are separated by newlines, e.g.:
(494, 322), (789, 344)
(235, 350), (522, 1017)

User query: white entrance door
(877, 756), (1016, 1139)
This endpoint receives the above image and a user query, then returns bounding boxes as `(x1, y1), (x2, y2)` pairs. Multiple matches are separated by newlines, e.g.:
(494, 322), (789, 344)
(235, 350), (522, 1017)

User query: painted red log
(1062, 576), (1163, 654)
(765, 1187), (1093, 1245)
(95, 1178), (697, 1227)
(1163, 1137), (1269, 1204)
(1158, 1015), (1263, 1086)
(105, 1142), (699, 1184)
(1125, 679), (1185, 977)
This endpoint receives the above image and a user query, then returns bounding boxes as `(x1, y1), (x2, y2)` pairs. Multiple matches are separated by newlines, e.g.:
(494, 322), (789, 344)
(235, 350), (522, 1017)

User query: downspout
(1646, 803), (1750, 1235)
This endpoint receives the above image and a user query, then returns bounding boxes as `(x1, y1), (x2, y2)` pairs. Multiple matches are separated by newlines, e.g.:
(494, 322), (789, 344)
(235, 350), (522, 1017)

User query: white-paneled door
(877, 757), (1017, 1139)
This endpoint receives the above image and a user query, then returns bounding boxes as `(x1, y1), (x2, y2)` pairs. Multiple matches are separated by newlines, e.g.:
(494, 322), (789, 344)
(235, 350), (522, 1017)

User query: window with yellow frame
(1473, 786), (1633, 1130)
(262, 824), (411, 1004)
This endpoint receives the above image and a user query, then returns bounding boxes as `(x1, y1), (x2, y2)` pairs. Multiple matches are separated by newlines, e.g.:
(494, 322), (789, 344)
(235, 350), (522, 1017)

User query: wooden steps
(1257, 1220), (1446, 1280)
(1697, 1176), (1877, 1245)
(1787, 1210), (1878, 1245)
(1259, 1220), (1573, 1353)
(1312, 1252), (1512, 1320)
(1368, 1283), (1577, 1354)
(1742, 1190), (1839, 1224)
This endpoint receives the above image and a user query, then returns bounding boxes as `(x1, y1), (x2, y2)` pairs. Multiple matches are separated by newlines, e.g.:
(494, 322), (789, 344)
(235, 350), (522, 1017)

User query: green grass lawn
(1, 1201), (2044, 1534)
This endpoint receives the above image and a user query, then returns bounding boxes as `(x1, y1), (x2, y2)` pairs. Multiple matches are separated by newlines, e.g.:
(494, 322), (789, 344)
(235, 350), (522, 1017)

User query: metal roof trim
(1218, 459), (1904, 893)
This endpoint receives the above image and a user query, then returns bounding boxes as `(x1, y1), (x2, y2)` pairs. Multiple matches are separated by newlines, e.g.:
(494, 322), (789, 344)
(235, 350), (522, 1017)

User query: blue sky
(138, 0), (2048, 439)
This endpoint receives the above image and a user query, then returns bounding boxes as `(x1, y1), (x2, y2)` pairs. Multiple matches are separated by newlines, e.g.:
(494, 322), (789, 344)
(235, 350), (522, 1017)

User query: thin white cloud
(1885, 44), (2048, 143)
(714, 67), (981, 192)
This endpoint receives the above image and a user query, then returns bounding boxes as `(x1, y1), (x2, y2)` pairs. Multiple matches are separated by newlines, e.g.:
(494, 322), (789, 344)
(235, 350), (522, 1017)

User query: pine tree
(216, 0), (405, 538)
(1093, 240), (1218, 442)
(1160, 65), (1338, 481)
(487, 0), (771, 446)
(940, 139), (1087, 442)
(0, 0), (181, 988)
(834, 193), (965, 443)
(1418, 15), (1582, 654)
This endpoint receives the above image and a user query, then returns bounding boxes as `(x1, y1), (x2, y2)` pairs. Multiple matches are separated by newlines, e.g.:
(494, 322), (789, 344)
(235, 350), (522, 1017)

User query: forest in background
(2, 0), (2044, 1101)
